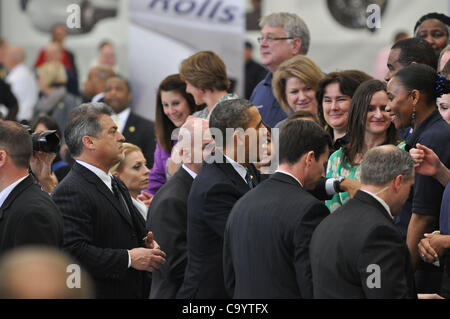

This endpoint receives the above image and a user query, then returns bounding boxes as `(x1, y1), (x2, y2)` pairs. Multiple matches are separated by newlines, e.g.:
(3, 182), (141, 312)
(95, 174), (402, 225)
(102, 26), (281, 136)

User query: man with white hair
(147, 116), (213, 299)
(4, 46), (38, 122)
(250, 12), (310, 127)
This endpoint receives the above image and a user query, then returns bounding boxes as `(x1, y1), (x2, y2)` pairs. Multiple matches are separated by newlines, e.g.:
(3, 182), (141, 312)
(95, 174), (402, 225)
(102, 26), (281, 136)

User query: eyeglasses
(257, 36), (294, 44)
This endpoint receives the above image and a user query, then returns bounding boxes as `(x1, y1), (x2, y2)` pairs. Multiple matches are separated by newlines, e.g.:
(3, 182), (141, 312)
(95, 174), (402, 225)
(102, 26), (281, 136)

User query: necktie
(111, 177), (131, 216)
(245, 169), (255, 189)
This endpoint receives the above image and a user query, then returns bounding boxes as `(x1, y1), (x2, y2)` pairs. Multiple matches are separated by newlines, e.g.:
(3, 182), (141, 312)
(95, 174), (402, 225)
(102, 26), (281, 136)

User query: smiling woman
(272, 55), (323, 125)
(145, 74), (198, 195)
(326, 79), (402, 212)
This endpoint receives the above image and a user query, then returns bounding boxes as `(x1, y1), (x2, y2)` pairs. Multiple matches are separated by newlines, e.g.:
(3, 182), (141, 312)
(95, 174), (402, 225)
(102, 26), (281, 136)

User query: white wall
(2, 0), (449, 117)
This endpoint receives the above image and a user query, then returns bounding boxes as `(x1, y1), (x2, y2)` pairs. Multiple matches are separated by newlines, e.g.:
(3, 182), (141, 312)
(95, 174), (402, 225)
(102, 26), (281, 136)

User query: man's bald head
(84, 66), (116, 98)
(4, 46), (25, 70)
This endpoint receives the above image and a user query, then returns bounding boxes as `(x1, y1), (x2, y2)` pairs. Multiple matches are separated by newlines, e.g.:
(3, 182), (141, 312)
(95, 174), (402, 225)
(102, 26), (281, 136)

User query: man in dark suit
(104, 76), (156, 168)
(148, 116), (213, 298)
(223, 119), (331, 298)
(177, 99), (266, 298)
(52, 103), (166, 299)
(310, 145), (418, 298)
(0, 120), (63, 257)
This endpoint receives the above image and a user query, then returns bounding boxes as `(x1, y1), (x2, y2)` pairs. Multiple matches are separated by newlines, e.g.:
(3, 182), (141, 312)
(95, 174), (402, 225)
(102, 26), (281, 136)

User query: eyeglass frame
(257, 36), (294, 44)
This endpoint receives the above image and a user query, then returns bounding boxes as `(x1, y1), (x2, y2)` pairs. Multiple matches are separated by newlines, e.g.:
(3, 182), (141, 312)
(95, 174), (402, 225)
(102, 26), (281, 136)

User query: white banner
(129, 0), (245, 120)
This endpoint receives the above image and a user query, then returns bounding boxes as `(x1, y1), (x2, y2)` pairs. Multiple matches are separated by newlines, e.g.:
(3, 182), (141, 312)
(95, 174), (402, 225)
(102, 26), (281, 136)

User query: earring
(411, 106), (416, 129)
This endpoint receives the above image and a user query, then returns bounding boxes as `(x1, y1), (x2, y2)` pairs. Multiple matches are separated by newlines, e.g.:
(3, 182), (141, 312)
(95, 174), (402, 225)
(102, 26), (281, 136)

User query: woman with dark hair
(31, 114), (70, 183)
(386, 64), (450, 288)
(316, 70), (373, 154)
(326, 79), (401, 212)
(414, 12), (450, 57)
(145, 74), (197, 195)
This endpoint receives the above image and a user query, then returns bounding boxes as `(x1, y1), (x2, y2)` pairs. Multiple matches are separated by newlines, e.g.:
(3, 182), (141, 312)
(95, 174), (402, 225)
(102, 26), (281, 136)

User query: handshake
(129, 232), (166, 272)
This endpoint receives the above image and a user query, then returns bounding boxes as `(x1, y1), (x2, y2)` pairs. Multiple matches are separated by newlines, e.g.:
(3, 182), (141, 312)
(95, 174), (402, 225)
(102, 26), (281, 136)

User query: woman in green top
(326, 79), (403, 212)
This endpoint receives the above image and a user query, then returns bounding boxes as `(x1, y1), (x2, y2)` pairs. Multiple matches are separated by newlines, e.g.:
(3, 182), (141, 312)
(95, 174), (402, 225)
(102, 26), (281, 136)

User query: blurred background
(1, 0), (449, 120)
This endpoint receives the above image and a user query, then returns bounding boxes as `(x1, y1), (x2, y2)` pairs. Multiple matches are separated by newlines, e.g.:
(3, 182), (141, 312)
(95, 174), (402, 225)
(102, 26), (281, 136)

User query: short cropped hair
(272, 55), (323, 114)
(361, 145), (414, 186)
(391, 38), (438, 70)
(179, 51), (229, 91)
(64, 102), (112, 157)
(279, 119), (331, 164)
(209, 98), (254, 147)
(0, 120), (32, 168)
(260, 12), (311, 55)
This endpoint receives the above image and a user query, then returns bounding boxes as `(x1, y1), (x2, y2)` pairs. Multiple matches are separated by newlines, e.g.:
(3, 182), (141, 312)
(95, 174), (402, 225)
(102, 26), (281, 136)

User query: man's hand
(144, 231), (160, 250)
(418, 293), (445, 299)
(29, 151), (58, 193)
(129, 247), (166, 272)
(418, 231), (450, 264)
(137, 191), (153, 207)
(339, 178), (361, 198)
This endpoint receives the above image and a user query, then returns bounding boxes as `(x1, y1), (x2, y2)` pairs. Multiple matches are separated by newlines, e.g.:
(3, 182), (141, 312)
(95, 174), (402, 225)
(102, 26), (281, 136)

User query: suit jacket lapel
(73, 163), (134, 228)
(0, 175), (34, 219)
(217, 152), (250, 193)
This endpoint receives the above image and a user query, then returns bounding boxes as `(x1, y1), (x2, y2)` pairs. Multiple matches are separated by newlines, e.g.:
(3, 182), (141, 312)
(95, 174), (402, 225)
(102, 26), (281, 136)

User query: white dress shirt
(182, 164), (198, 179)
(275, 169), (303, 187)
(112, 107), (131, 134)
(223, 154), (248, 184)
(0, 175), (28, 208)
(6, 63), (38, 121)
(360, 189), (394, 220)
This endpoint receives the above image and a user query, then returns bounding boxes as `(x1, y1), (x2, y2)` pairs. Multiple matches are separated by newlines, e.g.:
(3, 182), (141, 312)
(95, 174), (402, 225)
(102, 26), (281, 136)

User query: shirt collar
(263, 72), (273, 86)
(76, 160), (113, 191)
(0, 175), (29, 208)
(114, 108), (131, 134)
(182, 164), (197, 179)
(360, 189), (394, 220)
(274, 169), (303, 187)
(223, 154), (248, 183)
(406, 109), (442, 151)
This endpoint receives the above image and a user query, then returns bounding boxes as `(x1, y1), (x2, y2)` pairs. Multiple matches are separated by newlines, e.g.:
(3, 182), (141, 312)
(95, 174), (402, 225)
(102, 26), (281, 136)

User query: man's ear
(82, 135), (95, 151)
(305, 150), (315, 167)
(291, 37), (302, 55)
(0, 150), (7, 168)
(392, 174), (403, 193)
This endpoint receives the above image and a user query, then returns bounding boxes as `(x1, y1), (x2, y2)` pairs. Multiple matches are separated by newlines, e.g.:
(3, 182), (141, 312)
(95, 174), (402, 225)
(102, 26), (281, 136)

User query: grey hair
(64, 102), (113, 157)
(259, 12), (310, 55)
(361, 145), (414, 186)
(209, 98), (253, 147)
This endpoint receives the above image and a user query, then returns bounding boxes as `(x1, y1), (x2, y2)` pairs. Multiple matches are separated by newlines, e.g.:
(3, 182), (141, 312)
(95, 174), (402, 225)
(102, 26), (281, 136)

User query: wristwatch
(333, 177), (345, 193)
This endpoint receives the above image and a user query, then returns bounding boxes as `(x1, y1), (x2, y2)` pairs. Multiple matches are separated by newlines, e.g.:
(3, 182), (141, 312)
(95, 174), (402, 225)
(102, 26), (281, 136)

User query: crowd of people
(0, 11), (449, 299)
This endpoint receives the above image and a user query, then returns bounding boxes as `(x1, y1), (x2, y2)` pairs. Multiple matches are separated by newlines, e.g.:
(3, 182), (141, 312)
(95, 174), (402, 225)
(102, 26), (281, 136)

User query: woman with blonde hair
(111, 143), (150, 220)
(272, 55), (323, 127)
(34, 60), (80, 134)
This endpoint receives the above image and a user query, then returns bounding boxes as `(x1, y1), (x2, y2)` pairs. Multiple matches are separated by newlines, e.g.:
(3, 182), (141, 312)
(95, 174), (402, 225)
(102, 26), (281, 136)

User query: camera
(32, 130), (61, 153)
